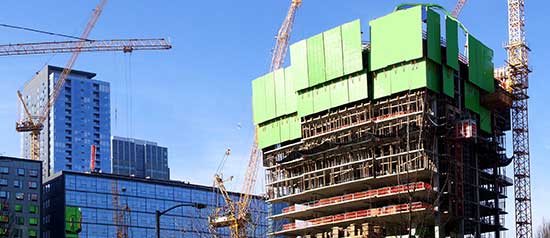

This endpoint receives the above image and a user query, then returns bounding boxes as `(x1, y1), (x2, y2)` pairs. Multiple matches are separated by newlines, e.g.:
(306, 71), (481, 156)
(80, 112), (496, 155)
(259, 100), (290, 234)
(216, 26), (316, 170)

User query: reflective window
(16, 168), (24, 176)
(0, 167), (8, 174)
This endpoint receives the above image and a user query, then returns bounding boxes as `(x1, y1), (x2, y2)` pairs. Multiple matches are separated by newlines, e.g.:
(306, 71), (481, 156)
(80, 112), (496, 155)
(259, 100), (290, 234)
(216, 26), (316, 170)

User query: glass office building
(42, 171), (268, 238)
(111, 136), (170, 180)
(21, 65), (111, 179)
(0, 156), (42, 238)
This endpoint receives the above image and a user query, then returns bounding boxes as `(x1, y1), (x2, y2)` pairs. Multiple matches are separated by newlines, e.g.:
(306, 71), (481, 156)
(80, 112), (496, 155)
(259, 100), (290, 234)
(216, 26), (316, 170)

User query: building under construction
(252, 5), (513, 238)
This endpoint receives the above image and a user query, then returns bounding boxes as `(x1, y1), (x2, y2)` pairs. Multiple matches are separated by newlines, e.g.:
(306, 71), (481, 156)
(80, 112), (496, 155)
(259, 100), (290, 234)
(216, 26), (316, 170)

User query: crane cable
(0, 23), (90, 41)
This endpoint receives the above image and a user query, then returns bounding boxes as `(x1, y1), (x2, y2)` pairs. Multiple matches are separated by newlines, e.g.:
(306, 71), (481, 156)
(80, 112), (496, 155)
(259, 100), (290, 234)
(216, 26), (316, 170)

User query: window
(29, 205), (37, 214)
(15, 204), (22, 212)
(29, 229), (37, 237)
(0, 191), (8, 199)
(29, 169), (38, 177)
(13, 180), (20, 188)
(16, 168), (25, 176)
(0, 215), (8, 223)
(0, 167), (8, 174)
(0, 203), (7, 211)
(0, 179), (7, 186)
(29, 217), (38, 226)
(29, 193), (38, 201)
(0, 228), (6, 235)
(15, 192), (24, 200)
(28, 181), (38, 189)
(16, 216), (24, 225)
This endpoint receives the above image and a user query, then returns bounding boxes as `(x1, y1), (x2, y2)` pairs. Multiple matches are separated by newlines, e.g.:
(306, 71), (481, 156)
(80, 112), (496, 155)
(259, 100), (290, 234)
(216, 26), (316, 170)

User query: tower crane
(14, 1), (171, 162)
(451, 0), (468, 18)
(209, 1), (302, 237)
(505, 0), (532, 237)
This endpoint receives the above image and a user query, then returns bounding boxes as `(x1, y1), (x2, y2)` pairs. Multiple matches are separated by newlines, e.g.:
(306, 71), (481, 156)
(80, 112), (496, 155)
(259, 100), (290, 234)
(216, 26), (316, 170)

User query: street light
(156, 202), (207, 238)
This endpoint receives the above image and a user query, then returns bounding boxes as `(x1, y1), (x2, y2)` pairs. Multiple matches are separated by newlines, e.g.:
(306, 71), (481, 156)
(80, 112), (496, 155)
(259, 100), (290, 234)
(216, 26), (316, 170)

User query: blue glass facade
(21, 65), (111, 179)
(42, 171), (268, 238)
(111, 136), (170, 180)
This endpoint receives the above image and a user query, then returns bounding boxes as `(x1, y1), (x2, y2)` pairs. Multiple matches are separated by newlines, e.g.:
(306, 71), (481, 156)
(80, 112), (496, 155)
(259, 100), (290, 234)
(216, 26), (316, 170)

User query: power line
(0, 23), (90, 41)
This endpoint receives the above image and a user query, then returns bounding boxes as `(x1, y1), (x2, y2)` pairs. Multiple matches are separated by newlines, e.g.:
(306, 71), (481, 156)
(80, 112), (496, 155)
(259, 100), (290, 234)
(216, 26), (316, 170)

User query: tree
(536, 218), (550, 238)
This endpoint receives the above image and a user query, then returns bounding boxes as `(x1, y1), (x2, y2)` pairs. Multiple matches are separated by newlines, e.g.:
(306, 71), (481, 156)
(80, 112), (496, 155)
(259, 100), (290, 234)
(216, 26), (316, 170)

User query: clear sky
(0, 0), (547, 236)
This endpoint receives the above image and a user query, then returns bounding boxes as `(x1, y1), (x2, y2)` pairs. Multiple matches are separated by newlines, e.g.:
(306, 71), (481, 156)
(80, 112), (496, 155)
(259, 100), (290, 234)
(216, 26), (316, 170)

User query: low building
(0, 156), (42, 238)
(111, 136), (170, 180)
(42, 171), (268, 238)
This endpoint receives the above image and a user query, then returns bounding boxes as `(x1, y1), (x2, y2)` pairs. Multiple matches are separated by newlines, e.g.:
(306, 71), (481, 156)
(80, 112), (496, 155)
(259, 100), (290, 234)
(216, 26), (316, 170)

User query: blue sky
(0, 0), (548, 235)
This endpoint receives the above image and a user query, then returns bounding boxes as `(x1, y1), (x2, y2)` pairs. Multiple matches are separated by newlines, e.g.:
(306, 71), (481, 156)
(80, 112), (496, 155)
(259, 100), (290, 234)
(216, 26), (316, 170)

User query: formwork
(253, 5), (512, 238)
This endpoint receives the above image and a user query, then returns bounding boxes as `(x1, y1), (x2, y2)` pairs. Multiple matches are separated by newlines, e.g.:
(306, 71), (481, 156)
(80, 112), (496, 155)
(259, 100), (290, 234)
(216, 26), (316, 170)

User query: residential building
(42, 171), (268, 238)
(111, 136), (170, 180)
(0, 156), (42, 238)
(21, 65), (111, 178)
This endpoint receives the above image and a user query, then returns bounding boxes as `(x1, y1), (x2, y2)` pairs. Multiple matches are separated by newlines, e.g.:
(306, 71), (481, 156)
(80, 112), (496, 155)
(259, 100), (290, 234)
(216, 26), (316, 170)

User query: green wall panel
(443, 66), (455, 98)
(252, 75), (266, 124)
(264, 73), (276, 120)
(290, 40), (309, 91)
(468, 35), (495, 93)
(480, 107), (492, 133)
(324, 26), (344, 81)
(374, 70), (392, 99)
(297, 90), (314, 117)
(446, 17), (459, 70)
(307, 33), (326, 86)
(279, 117), (290, 142)
(274, 69), (286, 117)
(313, 85), (331, 113)
(427, 9), (442, 64)
(426, 61), (441, 93)
(342, 20), (363, 75)
(285, 67), (297, 114)
(464, 82), (481, 114)
(289, 115), (302, 140)
(330, 78), (349, 108)
(258, 125), (268, 149)
(349, 73), (369, 102)
(267, 120), (281, 147)
(370, 6), (423, 71)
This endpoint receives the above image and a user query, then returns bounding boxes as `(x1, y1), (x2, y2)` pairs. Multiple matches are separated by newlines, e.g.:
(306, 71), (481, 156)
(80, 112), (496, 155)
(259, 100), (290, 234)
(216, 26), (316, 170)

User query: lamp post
(156, 202), (207, 238)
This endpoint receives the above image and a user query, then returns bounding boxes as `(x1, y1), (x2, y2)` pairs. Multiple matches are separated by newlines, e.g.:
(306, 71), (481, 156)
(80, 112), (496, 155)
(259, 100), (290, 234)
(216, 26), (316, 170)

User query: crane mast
(451, 0), (467, 18)
(507, 0), (532, 237)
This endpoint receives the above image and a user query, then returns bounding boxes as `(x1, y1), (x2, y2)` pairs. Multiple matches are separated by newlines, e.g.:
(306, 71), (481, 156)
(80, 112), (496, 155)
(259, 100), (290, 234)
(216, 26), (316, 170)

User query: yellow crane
(209, 1), (302, 237)
(14, 1), (171, 162)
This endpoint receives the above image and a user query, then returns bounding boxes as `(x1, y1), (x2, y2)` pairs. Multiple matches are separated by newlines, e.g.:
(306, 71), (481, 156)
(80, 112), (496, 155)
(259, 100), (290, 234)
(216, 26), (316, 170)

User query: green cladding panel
(370, 6), (423, 71)
(324, 26), (345, 81)
(307, 33), (327, 86)
(259, 120), (281, 148)
(427, 9), (442, 64)
(290, 40), (309, 91)
(443, 66), (455, 98)
(349, 73), (369, 103)
(289, 115), (302, 140)
(468, 35), (495, 93)
(342, 20), (364, 75)
(376, 61), (440, 98)
(330, 78), (349, 108)
(464, 82), (481, 114)
(252, 75), (266, 124)
(279, 117), (290, 142)
(446, 17), (460, 70)
(274, 69), (286, 117)
(297, 90), (314, 117)
(480, 107), (492, 133)
(264, 73), (277, 120)
(374, 70), (391, 99)
(313, 85), (331, 113)
(284, 67), (297, 114)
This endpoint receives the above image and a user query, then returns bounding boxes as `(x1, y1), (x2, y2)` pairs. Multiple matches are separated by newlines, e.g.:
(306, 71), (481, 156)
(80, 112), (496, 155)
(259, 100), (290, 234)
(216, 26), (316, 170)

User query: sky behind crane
(0, 0), (548, 235)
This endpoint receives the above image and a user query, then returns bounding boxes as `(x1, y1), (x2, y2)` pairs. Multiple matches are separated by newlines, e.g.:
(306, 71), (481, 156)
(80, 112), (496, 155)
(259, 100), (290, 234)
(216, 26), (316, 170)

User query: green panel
(65, 206), (82, 234)
(252, 75), (266, 124)
(349, 73), (369, 102)
(274, 69), (286, 117)
(330, 78), (349, 108)
(468, 35), (495, 93)
(280, 117), (290, 142)
(446, 17), (459, 70)
(480, 107), (492, 133)
(313, 85), (331, 113)
(427, 9), (442, 64)
(464, 82), (481, 114)
(370, 6), (423, 71)
(426, 61), (441, 93)
(258, 125), (268, 149)
(15, 204), (22, 212)
(342, 19), (364, 75)
(290, 40), (309, 91)
(324, 26), (344, 81)
(374, 69), (392, 99)
(264, 73), (276, 120)
(390, 67), (407, 94)
(284, 67), (297, 114)
(443, 66), (455, 97)
(268, 120), (281, 146)
(307, 33), (326, 86)
(289, 115), (302, 140)
(297, 90), (314, 117)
